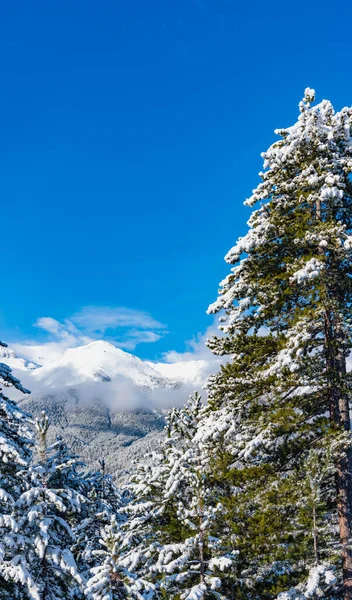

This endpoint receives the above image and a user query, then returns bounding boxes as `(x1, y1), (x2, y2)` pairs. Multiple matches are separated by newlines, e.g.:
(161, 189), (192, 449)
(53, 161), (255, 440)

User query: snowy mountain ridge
(30, 341), (176, 390)
(1, 339), (211, 397)
(0, 340), (216, 480)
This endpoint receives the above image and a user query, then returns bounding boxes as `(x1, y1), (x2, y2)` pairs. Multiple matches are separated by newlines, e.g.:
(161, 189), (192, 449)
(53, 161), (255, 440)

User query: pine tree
(160, 392), (237, 599)
(207, 89), (352, 598)
(85, 515), (126, 600)
(0, 340), (33, 598)
(108, 393), (237, 600)
(85, 514), (156, 600)
(0, 340), (32, 507)
(41, 432), (95, 585)
(74, 458), (123, 581)
(1, 411), (85, 599)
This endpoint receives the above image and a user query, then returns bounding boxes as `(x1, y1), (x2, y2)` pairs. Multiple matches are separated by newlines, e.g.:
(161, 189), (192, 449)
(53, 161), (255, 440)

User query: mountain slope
(31, 340), (176, 389)
(0, 340), (210, 480)
(19, 390), (166, 482)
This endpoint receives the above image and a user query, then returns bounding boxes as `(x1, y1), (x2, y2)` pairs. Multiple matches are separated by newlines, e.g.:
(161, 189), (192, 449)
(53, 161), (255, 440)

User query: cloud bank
(6, 307), (225, 413)
(19, 305), (168, 357)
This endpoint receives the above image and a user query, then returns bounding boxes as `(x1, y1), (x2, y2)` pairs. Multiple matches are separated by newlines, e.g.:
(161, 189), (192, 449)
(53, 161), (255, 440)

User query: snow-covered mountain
(0, 340), (216, 480)
(3, 340), (210, 394)
(31, 341), (177, 390)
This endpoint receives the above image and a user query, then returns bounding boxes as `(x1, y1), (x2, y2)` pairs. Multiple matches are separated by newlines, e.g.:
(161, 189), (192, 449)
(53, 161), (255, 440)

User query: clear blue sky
(1, 0), (352, 359)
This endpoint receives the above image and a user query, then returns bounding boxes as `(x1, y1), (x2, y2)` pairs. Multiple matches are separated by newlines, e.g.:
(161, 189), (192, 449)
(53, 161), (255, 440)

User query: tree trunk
(336, 321), (352, 600)
(312, 501), (319, 567)
(337, 450), (352, 599)
(326, 312), (352, 599)
(198, 497), (205, 586)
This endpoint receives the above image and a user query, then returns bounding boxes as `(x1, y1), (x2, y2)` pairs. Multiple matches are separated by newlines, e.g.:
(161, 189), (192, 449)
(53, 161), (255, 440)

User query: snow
(185, 583), (207, 599)
(148, 359), (213, 387)
(290, 258), (324, 284)
(0, 340), (213, 400)
(31, 341), (172, 389)
(344, 235), (352, 250)
(304, 564), (336, 597)
(0, 340), (217, 481)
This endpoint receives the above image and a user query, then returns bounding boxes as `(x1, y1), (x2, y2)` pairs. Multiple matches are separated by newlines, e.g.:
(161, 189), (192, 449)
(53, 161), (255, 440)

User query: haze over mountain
(0, 339), (215, 403)
(0, 340), (220, 480)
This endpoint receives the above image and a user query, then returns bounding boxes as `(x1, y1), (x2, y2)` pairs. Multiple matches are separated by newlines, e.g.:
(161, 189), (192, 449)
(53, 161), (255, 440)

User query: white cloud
(6, 307), (226, 397)
(71, 306), (166, 333)
(116, 329), (164, 350)
(22, 306), (168, 356)
(35, 317), (61, 334)
(5, 315), (225, 410)
(150, 320), (225, 387)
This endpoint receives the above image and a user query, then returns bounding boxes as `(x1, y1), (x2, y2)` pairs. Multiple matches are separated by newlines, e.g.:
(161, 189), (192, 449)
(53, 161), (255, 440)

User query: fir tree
(207, 89), (352, 598)
(75, 458), (123, 581)
(1, 411), (85, 599)
(108, 393), (237, 599)
(85, 514), (155, 600)
(0, 340), (33, 598)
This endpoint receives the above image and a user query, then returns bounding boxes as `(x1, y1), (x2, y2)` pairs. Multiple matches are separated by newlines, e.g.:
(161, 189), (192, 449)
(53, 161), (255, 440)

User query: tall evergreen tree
(207, 89), (352, 598)
(85, 514), (153, 600)
(0, 340), (33, 598)
(0, 340), (32, 504)
(75, 458), (123, 581)
(1, 412), (85, 599)
(105, 393), (237, 600)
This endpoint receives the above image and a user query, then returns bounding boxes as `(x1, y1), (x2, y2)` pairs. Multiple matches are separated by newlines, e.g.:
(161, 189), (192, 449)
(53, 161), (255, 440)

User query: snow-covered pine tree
(117, 437), (174, 599)
(74, 459), (124, 581)
(262, 448), (340, 599)
(275, 562), (338, 600)
(84, 513), (156, 600)
(46, 433), (88, 496)
(109, 393), (237, 600)
(1, 411), (86, 599)
(90, 459), (122, 518)
(41, 432), (96, 583)
(298, 450), (338, 572)
(158, 392), (237, 599)
(84, 455), (159, 600)
(84, 514), (126, 600)
(207, 89), (352, 598)
(0, 340), (33, 598)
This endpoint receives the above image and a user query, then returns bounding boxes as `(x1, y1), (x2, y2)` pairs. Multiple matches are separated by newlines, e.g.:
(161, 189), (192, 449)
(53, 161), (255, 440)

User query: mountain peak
(28, 339), (174, 390)
(0, 340), (214, 406)
(83, 340), (118, 351)
(61, 340), (136, 367)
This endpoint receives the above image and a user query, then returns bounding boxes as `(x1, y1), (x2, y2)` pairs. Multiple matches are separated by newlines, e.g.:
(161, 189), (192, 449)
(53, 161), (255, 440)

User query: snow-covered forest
(2, 88), (352, 600)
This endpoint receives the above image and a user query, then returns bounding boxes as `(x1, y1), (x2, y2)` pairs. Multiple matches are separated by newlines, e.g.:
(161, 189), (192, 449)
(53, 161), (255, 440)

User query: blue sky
(1, 0), (352, 360)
